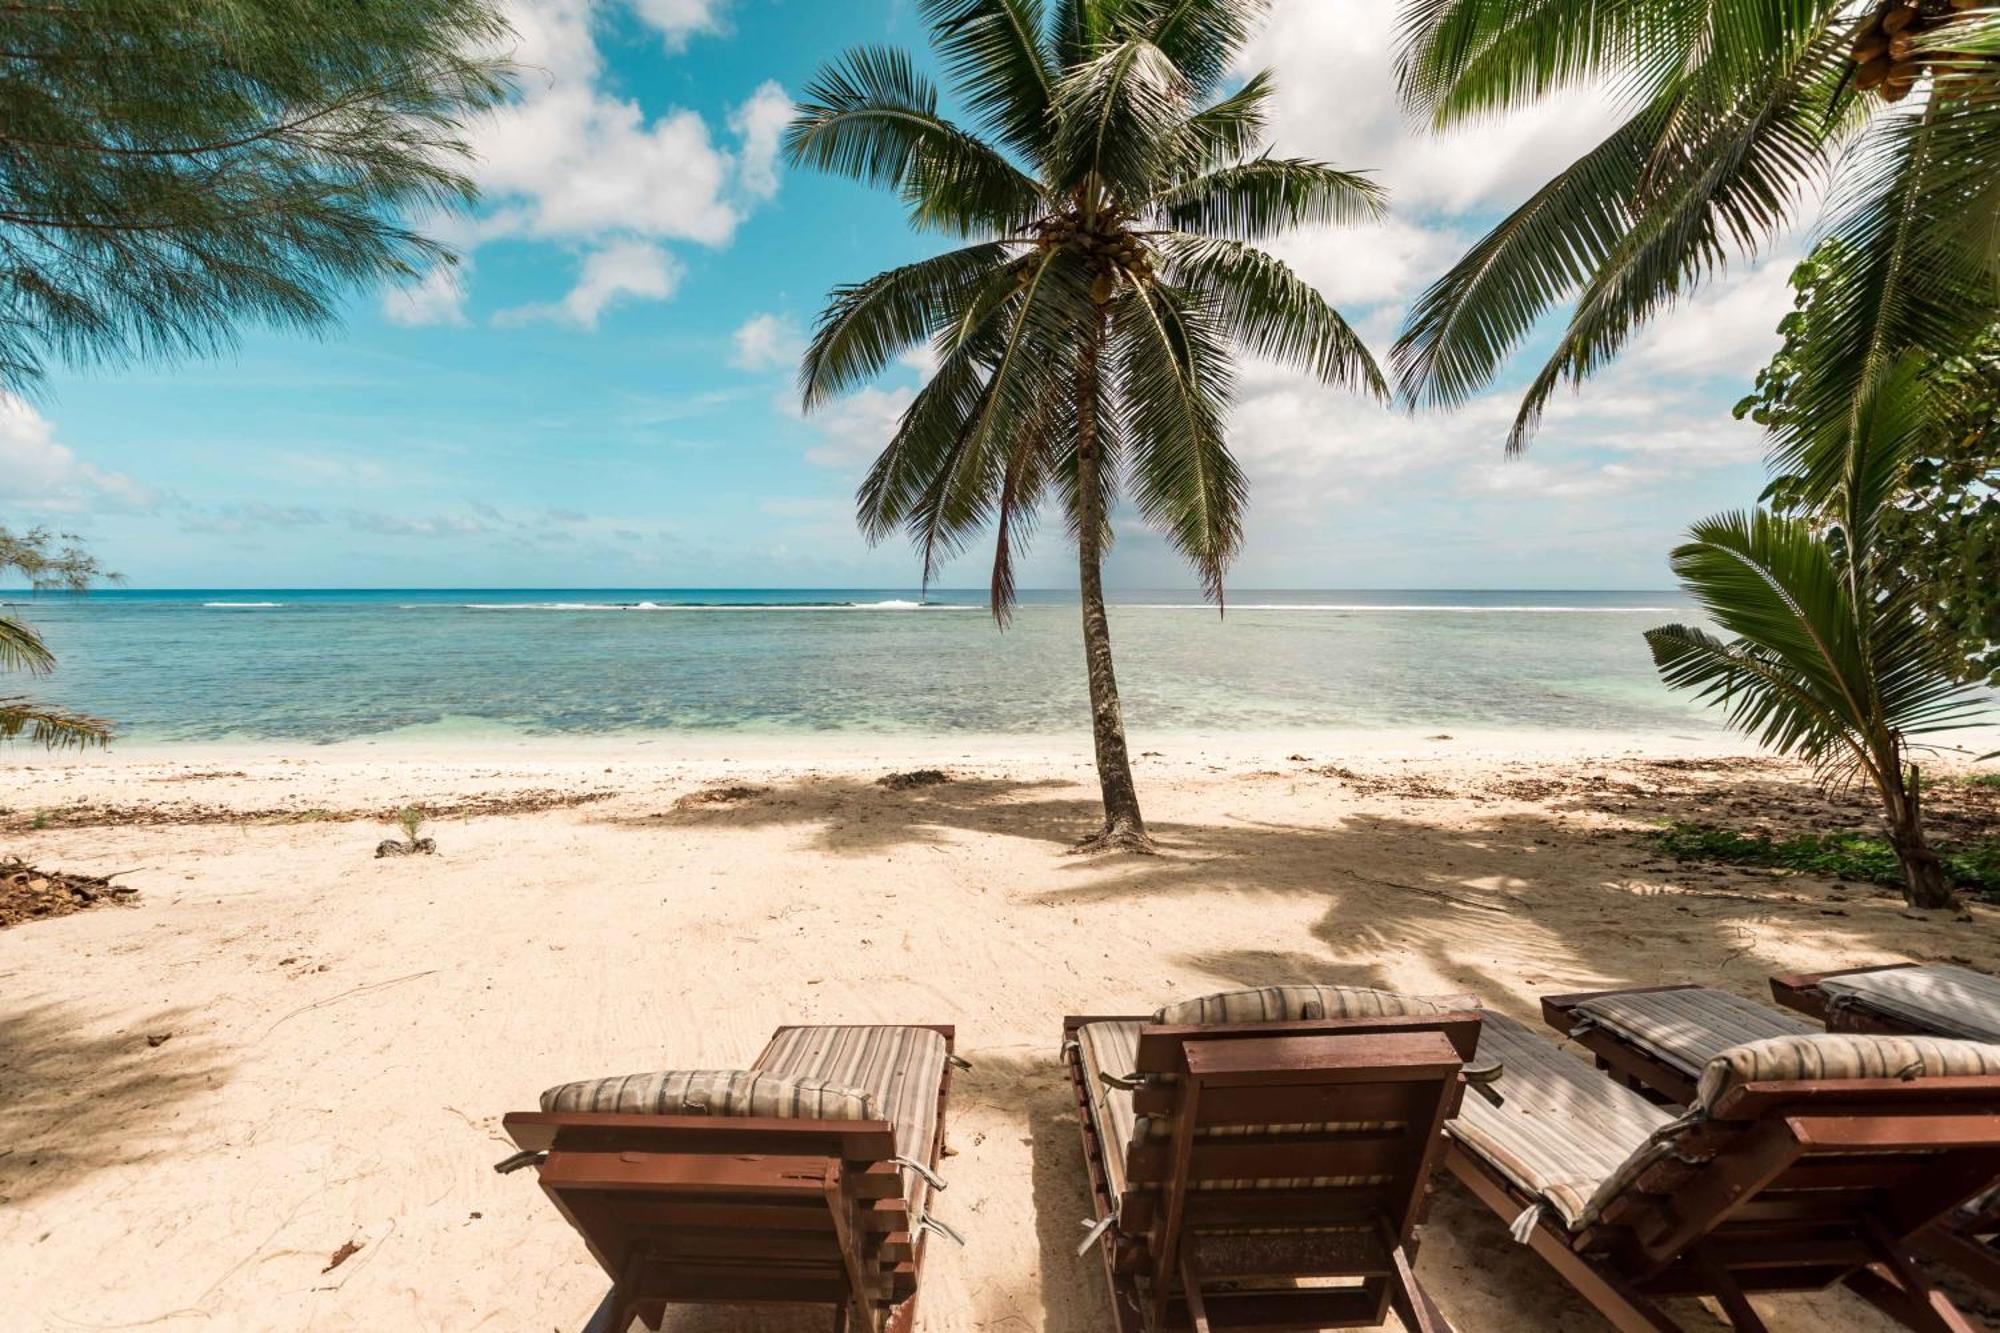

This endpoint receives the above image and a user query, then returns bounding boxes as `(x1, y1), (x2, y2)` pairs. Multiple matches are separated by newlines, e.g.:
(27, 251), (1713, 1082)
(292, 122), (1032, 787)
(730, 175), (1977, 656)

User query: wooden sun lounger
(1062, 1007), (1482, 1331)
(499, 1024), (957, 1333)
(1540, 983), (2000, 1296)
(1771, 963), (2000, 1040)
(1451, 1010), (2000, 1331)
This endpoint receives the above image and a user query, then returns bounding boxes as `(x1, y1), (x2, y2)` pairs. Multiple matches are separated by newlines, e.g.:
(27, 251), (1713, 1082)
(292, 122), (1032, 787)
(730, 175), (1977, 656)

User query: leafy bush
(1652, 824), (2000, 898)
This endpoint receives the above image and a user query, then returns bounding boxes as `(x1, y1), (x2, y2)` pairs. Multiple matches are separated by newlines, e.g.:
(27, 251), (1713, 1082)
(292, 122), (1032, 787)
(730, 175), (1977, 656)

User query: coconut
(1853, 35), (1888, 64)
(1882, 3), (1918, 35)
(1856, 55), (1894, 89)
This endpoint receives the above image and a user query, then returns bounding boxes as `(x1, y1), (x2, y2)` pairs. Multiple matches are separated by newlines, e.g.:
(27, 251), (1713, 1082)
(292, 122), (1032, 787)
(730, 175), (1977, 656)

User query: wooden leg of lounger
(1689, 1249), (1770, 1332)
(1178, 1251), (1212, 1333)
(1381, 1218), (1451, 1333)
(1446, 1145), (1684, 1332)
(1853, 1219), (1979, 1333)
(581, 1288), (626, 1333)
(1910, 1224), (2000, 1293)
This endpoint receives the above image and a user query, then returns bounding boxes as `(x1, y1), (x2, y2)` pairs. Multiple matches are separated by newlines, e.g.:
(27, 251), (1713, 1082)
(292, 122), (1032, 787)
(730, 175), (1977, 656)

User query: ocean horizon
(1, 586), (1745, 746)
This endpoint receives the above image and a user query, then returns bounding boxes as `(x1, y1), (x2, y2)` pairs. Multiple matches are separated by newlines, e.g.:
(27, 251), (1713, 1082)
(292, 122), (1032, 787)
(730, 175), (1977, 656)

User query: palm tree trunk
(1886, 762), (1954, 909)
(1073, 309), (1152, 854)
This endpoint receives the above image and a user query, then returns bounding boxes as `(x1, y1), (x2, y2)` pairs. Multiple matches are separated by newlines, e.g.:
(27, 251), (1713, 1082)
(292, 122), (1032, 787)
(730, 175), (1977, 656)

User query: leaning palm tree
(1646, 362), (1989, 909)
(785, 0), (1386, 851)
(1393, 0), (2000, 456)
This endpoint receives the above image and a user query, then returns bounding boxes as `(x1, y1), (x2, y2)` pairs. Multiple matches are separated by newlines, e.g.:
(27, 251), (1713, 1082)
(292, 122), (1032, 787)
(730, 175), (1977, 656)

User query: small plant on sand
(376, 805), (437, 859)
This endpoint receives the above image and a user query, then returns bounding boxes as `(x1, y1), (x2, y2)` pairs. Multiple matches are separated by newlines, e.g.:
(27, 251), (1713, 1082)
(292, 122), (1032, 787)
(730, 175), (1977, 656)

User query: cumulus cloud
(802, 386), (912, 468)
(730, 81), (794, 201)
(498, 240), (684, 328)
(382, 263), (470, 328)
(631, 0), (729, 49)
(732, 313), (805, 370)
(0, 395), (155, 513)
(422, 1), (783, 328)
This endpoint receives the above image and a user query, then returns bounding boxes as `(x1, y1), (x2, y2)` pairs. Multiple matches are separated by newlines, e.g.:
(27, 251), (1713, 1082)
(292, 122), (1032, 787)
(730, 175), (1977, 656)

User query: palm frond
(1115, 281), (1243, 602)
(1166, 234), (1388, 396)
(0, 614), (56, 675)
(1128, 0), (1269, 99)
(920, 0), (1058, 163)
(1495, 34), (1847, 450)
(783, 46), (1044, 234)
(0, 698), (110, 749)
(1175, 68), (1275, 171)
(801, 243), (1014, 410)
(1156, 157), (1386, 239)
(1051, 37), (1192, 203)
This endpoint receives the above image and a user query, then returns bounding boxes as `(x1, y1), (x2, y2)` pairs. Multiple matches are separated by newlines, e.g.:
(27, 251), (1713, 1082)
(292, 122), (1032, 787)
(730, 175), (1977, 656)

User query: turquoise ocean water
(3, 588), (1728, 745)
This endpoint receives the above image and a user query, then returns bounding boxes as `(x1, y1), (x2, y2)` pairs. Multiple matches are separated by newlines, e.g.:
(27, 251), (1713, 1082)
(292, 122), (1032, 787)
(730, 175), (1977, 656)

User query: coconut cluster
(1852, 0), (1988, 102)
(1034, 210), (1157, 300)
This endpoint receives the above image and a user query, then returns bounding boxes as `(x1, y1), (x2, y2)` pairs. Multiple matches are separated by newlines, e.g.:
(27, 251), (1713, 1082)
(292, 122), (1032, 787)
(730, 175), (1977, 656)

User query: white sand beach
(3, 732), (1996, 1331)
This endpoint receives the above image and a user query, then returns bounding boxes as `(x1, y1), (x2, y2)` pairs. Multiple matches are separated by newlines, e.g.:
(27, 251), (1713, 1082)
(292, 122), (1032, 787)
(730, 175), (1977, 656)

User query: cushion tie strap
(1509, 1203), (1548, 1245)
(891, 1156), (948, 1192)
(1565, 1020), (1596, 1040)
(493, 1149), (545, 1175)
(918, 1212), (966, 1246)
(1465, 1059), (1506, 1107)
(1099, 1070), (1145, 1092)
(1076, 1215), (1117, 1257)
(947, 1053), (974, 1071)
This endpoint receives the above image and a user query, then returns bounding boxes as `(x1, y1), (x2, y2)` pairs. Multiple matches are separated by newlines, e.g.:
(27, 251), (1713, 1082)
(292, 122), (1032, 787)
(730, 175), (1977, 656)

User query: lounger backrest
(1114, 1010), (1479, 1328)
(540, 1068), (880, 1119)
(1571, 1033), (2000, 1290)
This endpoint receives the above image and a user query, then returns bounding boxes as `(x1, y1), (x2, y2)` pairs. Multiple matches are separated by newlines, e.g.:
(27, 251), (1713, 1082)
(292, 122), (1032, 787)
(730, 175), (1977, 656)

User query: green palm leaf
(0, 698), (110, 749)
(1157, 157), (1386, 239)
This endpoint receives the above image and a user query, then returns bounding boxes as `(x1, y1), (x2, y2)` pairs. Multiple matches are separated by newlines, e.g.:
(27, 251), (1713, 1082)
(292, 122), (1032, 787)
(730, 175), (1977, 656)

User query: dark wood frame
(1061, 1011), (1481, 1332)
(1770, 964), (1924, 1033)
(502, 1024), (956, 1333)
(1539, 985), (1708, 1107)
(1545, 981), (2000, 1297)
(1447, 1066), (2000, 1331)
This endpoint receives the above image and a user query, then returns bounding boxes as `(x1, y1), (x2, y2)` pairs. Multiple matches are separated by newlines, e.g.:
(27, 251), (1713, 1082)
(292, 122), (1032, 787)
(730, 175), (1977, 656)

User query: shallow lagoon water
(9, 587), (1722, 744)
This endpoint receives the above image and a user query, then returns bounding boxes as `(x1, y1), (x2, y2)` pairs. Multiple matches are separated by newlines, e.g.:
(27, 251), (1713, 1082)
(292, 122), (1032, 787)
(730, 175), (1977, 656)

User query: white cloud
(382, 264), (469, 328)
(499, 240), (684, 328)
(415, 1), (784, 328)
(631, 0), (728, 49)
(1626, 256), (1800, 379)
(0, 396), (154, 513)
(802, 386), (912, 468)
(1239, 0), (1621, 214)
(732, 313), (805, 370)
(731, 81), (794, 201)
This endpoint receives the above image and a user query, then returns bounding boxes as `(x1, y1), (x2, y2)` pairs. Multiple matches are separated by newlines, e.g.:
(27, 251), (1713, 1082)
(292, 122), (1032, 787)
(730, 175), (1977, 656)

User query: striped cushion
(1573, 988), (1814, 1079)
(1075, 1020), (1143, 1203)
(540, 1069), (878, 1120)
(1154, 984), (1458, 1026)
(752, 1025), (951, 1214)
(1445, 1011), (1674, 1229)
(1822, 964), (2000, 1041)
(1694, 1032), (2000, 1113)
(1573, 1033), (2000, 1231)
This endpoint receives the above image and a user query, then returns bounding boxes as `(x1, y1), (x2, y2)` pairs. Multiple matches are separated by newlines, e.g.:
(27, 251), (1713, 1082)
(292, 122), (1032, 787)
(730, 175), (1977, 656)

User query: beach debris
(674, 784), (767, 810)
(2, 788), (615, 833)
(0, 858), (138, 928)
(145, 1032), (173, 1047)
(322, 1239), (363, 1274)
(375, 805), (437, 858)
(878, 769), (951, 791)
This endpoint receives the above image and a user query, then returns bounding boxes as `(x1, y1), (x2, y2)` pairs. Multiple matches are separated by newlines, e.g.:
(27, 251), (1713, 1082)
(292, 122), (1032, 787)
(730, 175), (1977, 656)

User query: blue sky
(6, 0), (1804, 590)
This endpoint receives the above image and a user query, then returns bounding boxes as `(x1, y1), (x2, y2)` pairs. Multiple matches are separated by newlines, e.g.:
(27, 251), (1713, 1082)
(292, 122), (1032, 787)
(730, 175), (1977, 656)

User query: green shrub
(1652, 824), (2000, 897)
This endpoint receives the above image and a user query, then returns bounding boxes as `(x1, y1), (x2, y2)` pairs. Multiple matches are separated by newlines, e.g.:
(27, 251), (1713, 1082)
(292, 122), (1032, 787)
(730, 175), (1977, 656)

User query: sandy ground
(3, 729), (1997, 1332)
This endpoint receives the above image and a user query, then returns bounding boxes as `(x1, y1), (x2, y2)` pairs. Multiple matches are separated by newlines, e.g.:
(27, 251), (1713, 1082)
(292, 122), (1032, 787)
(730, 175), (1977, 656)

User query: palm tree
(1646, 362), (1989, 908)
(0, 527), (111, 749)
(1392, 0), (2000, 456)
(785, 0), (1386, 851)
